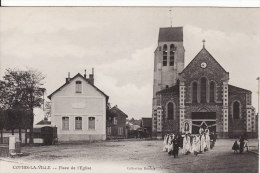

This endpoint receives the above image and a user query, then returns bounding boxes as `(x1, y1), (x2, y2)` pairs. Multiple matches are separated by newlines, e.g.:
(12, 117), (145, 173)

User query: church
(152, 27), (257, 138)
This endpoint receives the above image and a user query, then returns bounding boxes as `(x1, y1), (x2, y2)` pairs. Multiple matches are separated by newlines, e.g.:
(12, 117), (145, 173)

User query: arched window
(192, 82), (198, 103)
(200, 77), (207, 103)
(170, 44), (175, 66)
(167, 102), (174, 120)
(163, 44), (167, 66)
(210, 81), (215, 103)
(233, 101), (240, 119)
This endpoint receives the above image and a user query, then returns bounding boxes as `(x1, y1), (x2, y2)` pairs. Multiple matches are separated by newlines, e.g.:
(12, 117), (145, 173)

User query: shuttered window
(75, 81), (82, 93)
(88, 117), (95, 130)
(113, 117), (117, 125)
(118, 127), (123, 136)
(170, 44), (175, 66)
(107, 127), (111, 135)
(75, 117), (82, 130)
(62, 117), (69, 130)
(163, 44), (167, 66)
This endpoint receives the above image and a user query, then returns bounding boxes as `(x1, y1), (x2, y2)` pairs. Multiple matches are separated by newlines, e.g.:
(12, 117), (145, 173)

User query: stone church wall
(159, 91), (180, 136)
(228, 86), (248, 138)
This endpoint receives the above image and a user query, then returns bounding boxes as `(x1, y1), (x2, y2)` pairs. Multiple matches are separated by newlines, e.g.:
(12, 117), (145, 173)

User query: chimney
(84, 69), (87, 78)
(89, 68), (94, 85)
(66, 72), (70, 83)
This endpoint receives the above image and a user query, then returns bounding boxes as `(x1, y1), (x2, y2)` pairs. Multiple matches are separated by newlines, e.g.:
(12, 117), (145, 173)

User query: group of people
(163, 127), (217, 158)
(232, 135), (248, 153)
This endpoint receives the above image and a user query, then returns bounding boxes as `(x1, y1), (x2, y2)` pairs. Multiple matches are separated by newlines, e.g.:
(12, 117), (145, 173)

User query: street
(0, 139), (258, 173)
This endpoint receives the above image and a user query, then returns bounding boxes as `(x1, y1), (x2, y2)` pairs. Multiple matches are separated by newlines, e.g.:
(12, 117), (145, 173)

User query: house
(140, 117), (152, 138)
(48, 69), (109, 142)
(107, 105), (128, 139)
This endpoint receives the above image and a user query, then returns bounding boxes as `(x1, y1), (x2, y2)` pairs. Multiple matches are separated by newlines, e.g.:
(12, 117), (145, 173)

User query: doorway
(191, 112), (216, 134)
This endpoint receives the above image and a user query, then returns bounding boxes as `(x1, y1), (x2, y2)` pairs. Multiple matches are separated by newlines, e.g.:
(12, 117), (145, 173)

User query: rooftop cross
(202, 39), (206, 48)
(169, 9), (173, 27)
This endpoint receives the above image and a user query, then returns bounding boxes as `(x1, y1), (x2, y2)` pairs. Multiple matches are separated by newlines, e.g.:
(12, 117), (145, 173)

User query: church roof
(180, 47), (228, 75)
(228, 84), (251, 93)
(158, 27), (183, 42)
(156, 82), (179, 95)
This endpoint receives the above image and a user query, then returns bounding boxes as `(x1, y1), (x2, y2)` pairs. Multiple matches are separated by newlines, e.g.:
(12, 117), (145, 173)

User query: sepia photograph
(0, 6), (259, 173)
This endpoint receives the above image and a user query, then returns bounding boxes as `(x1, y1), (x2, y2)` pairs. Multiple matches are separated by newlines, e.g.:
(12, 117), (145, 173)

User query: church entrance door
(191, 112), (216, 134)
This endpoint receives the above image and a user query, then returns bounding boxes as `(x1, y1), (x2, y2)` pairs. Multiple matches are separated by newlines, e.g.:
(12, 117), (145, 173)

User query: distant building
(35, 118), (51, 127)
(140, 117), (152, 138)
(152, 27), (257, 138)
(48, 70), (109, 142)
(107, 105), (128, 139)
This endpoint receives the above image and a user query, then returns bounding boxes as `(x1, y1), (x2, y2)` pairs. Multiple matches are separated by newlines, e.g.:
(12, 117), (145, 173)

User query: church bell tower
(152, 27), (185, 137)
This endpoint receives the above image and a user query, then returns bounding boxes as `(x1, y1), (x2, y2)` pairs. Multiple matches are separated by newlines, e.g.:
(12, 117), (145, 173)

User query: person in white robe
(196, 135), (201, 154)
(199, 127), (204, 135)
(165, 134), (170, 152)
(163, 134), (169, 152)
(183, 134), (191, 155)
(168, 134), (174, 156)
(205, 129), (210, 150)
(200, 133), (206, 153)
(192, 135), (200, 155)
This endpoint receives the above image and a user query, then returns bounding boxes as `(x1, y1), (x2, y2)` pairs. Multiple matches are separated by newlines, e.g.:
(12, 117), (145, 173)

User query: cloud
(94, 46), (154, 117)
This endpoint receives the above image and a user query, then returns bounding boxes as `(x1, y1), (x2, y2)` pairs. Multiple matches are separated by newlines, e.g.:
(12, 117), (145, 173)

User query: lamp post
(257, 77), (259, 150)
(257, 77), (259, 118)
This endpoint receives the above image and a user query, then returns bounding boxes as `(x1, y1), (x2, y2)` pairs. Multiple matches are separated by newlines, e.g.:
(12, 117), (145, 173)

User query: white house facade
(48, 71), (108, 142)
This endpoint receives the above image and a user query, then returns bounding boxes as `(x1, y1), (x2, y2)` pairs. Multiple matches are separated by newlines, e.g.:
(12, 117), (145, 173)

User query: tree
(0, 68), (45, 144)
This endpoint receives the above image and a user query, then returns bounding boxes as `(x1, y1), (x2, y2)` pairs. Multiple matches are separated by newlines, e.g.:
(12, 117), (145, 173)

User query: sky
(0, 7), (259, 123)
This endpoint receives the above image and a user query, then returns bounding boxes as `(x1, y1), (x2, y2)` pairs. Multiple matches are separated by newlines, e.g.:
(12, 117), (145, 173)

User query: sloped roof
(141, 118), (152, 128)
(110, 106), (128, 118)
(47, 73), (109, 100)
(156, 82), (179, 95)
(158, 27), (183, 42)
(36, 119), (51, 125)
(228, 84), (251, 93)
(180, 47), (228, 75)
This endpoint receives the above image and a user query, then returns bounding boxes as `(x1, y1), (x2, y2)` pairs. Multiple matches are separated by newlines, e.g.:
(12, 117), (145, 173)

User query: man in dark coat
(173, 136), (179, 158)
(239, 136), (245, 154)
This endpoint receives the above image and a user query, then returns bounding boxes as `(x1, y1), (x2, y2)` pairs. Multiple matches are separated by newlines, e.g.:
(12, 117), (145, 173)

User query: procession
(163, 127), (217, 158)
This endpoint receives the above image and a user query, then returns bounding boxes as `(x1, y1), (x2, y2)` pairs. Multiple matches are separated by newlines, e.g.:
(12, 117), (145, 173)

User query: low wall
(0, 144), (9, 157)
(58, 134), (106, 142)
